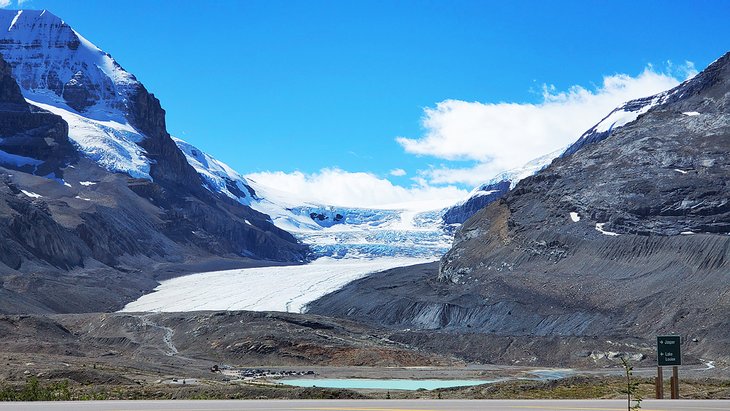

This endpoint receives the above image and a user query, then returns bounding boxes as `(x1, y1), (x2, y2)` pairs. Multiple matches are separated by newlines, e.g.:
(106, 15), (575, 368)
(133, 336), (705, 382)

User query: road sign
(657, 335), (681, 366)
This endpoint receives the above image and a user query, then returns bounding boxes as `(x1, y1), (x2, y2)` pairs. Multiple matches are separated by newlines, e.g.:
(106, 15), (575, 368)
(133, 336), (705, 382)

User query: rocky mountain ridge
(443, 148), (564, 225)
(309, 52), (730, 364)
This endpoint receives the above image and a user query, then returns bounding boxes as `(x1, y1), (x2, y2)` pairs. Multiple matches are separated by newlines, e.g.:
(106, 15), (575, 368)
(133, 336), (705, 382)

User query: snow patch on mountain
(595, 223), (620, 236)
(30, 100), (151, 180)
(593, 95), (661, 133)
(20, 189), (42, 198)
(172, 137), (253, 205)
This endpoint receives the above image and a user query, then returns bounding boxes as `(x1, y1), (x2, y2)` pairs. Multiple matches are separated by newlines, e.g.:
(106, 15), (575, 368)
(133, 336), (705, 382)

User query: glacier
(121, 257), (434, 313)
(173, 137), (455, 260)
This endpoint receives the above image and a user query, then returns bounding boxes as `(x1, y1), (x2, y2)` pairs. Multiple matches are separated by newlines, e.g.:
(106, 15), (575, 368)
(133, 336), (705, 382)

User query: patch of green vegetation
(0, 378), (71, 401)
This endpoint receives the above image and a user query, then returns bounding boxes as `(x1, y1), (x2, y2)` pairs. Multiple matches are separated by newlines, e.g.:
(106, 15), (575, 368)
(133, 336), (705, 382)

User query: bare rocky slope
(309, 52), (730, 365)
(0, 311), (456, 373)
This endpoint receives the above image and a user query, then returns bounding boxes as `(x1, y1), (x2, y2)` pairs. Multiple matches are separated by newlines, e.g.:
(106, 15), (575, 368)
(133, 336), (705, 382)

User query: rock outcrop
(0, 55), (77, 177)
(443, 180), (511, 225)
(443, 148), (562, 225)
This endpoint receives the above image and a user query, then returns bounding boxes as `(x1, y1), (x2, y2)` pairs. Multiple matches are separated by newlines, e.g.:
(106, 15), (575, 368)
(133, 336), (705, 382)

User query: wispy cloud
(246, 168), (466, 210)
(0, 0), (12, 8)
(248, 62), (695, 208)
(398, 63), (697, 186)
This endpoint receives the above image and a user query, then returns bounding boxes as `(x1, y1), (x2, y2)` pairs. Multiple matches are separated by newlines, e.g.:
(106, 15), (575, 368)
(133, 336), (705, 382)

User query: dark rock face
(5, 194), (88, 269)
(443, 180), (511, 225)
(61, 70), (99, 112)
(310, 52), (730, 363)
(0, 55), (77, 177)
(122, 82), (305, 261)
(0, 53), (27, 111)
(127, 83), (207, 189)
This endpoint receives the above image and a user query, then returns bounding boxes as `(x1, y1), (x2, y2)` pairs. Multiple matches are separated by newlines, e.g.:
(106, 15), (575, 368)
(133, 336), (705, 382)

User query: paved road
(0, 399), (729, 410)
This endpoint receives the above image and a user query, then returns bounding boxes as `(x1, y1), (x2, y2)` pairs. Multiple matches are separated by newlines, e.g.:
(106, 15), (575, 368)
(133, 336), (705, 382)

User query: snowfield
(121, 257), (433, 313)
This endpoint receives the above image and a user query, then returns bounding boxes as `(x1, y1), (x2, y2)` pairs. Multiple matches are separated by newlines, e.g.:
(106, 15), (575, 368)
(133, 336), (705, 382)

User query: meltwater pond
(279, 369), (573, 391)
(279, 378), (502, 391)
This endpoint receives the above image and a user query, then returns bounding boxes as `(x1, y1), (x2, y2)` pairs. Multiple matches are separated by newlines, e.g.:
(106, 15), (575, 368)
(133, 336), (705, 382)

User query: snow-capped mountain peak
(0, 9), (155, 180)
(0, 9), (137, 116)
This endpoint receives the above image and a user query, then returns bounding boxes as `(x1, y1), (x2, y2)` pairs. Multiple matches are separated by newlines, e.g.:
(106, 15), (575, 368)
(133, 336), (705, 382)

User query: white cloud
(398, 63), (697, 186)
(389, 168), (407, 177)
(0, 0), (12, 8)
(246, 168), (467, 210)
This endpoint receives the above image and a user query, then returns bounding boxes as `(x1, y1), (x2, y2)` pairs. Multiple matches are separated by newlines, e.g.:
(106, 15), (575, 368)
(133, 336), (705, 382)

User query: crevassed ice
(173, 137), (454, 259)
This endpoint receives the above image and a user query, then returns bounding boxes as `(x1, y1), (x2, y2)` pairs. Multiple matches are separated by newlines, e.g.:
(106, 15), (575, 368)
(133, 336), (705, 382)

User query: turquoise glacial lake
(279, 369), (571, 391)
(279, 378), (503, 391)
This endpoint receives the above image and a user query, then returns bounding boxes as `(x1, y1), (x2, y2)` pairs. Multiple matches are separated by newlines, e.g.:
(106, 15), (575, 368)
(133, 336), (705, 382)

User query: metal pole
(656, 366), (663, 399)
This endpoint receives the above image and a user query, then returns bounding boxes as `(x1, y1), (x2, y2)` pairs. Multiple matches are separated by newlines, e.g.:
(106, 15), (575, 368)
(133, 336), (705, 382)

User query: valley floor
(0, 311), (728, 401)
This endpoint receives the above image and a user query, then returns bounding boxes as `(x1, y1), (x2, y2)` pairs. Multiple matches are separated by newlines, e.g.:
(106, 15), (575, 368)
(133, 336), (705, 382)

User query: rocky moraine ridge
(0, 10), (307, 314)
(309, 52), (730, 364)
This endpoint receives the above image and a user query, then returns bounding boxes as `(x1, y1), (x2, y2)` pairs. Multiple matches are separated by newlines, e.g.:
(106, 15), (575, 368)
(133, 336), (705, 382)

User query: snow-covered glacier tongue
(121, 257), (431, 313)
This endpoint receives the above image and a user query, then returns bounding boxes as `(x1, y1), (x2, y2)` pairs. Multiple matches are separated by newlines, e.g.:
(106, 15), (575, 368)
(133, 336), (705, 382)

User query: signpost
(656, 335), (681, 399)
(658, 335), (681, 366)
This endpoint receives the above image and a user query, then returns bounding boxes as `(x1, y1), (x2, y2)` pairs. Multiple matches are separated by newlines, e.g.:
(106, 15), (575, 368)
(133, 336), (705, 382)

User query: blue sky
(4, 0), (730, 206)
